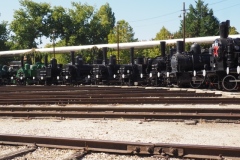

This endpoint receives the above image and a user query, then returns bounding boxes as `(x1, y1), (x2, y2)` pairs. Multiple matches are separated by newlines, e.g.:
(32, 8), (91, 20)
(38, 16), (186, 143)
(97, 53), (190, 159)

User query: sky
(0, 0), (239, 47)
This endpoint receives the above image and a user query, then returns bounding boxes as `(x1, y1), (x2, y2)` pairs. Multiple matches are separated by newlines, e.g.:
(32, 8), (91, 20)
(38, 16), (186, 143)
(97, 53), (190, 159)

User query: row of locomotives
(61, 52), (93, 85)
(206, 20), (240, 91)
(92, 47), (120, 85)
(15, 56), (45, 85)
(36, 56), (62, 85)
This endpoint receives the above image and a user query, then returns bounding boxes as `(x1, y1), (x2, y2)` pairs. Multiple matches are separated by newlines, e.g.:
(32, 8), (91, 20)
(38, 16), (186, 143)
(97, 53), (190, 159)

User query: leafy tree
(10, 0), (52, 49)
(181, 0), (219, 37)
(88, 3), (115, 44)
(68, 2), (94, 46)
(108, 20), (137, 64)
(229, 26), (239, 34)
(0, 21), (10, 51)
(50, 6), (72, 46)
(155, 26), (171, 40)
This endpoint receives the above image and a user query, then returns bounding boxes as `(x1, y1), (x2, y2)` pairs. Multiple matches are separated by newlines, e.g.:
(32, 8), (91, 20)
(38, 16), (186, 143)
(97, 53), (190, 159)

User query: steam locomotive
(1, 20), (239, 91)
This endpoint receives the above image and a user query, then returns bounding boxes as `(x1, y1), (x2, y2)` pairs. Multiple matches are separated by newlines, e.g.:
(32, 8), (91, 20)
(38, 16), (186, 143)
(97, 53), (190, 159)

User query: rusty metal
(0, 145), (37, 160)
(0, 97), (239, 105)
(0, 134), (239, 159)
(0, 107), (240, 121)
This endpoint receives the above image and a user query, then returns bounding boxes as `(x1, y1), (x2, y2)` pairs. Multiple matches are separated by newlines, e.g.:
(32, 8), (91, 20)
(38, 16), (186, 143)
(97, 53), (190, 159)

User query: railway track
(0, 106), (240, 122)
(1, 85), (239, 105)
(0, 134), (239, 159)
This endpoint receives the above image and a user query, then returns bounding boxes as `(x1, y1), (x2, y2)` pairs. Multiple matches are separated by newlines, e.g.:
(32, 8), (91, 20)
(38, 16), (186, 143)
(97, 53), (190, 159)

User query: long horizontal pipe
(0, 34), (239, 56)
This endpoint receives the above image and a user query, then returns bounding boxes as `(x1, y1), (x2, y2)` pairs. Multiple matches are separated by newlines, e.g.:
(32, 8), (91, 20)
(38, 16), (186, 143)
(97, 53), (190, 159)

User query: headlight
(127, 70), (130, 73)
(96, 75), (99, 78)
(57, 76), (59, 80)
(193, 70), (196, 77)
(20, 77), (23, 80)
(140, 73), (143, 78)
(203, 70), (206, 77)
(11, 77), (13, 80)
(33, 77), (35, 80)
(122, 74), (125, 78)
(149, 73), (152, 78)
(117, 70), (119, 73)
(237, 66), (240, 74)
(113, 74), (116, 78)
(88, 75), (90, 79)
(66, 76), (68, 79)
(167, 72), (169, 78)
(157, 72), (160, 77)
(41, 76), (43, 80)
(226, 67), (229, 75)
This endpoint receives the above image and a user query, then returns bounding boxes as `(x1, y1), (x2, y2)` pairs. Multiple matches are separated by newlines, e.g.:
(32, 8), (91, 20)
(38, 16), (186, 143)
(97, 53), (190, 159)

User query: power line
(132, 18), (178, 28)
(215, 3), (240, 11)
(208, 0), (229, 6)
(129, 10), (181, 23)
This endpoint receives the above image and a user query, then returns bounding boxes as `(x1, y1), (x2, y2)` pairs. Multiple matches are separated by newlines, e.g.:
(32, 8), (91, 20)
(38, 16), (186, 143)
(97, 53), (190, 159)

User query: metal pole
(183, 2), (186, 51)
(117, 24), (120, 64)
(53, 30), (55, 58)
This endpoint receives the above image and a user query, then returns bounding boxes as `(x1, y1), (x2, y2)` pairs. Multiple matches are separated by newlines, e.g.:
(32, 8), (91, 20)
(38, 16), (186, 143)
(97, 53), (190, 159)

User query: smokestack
(220, 20), (230, 38)
(71, 51), (75, 65)
(109, 55), (116, 65)
(130, 47), (134, 65)
(44, 55), (48, 67)
(21, 56), (24, 68)
(176, 41), (184, 53)
(160, 41), (166, 57)
(102, 47), (107, 65)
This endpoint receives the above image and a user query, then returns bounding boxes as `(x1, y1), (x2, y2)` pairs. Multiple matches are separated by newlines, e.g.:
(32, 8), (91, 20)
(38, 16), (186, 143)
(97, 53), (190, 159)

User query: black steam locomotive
(1, 20), (239, 91)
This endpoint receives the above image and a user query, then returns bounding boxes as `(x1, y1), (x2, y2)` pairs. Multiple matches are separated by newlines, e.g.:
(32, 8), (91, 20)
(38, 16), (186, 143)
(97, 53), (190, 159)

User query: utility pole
(117, 24), (120, 64)
(52, 30), (55, 58)
(183, 2), (186, 51)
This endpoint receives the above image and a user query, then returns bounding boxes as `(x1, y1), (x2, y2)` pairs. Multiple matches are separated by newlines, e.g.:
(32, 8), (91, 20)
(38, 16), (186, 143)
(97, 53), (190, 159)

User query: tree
(229, 26), (239, 34)
(0, 21), (10, 51)
(155, 26), (171, 40)
(68, 2), (94, 46)
(181, 0), (219, 37)
(88, 3), (115, 44)
(10, 0), (52, 49)
(108, 20), (137, 64)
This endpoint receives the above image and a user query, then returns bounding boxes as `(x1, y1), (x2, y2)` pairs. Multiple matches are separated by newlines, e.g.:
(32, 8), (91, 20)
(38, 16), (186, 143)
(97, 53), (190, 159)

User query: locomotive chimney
(44, 55), (48, 67)
(130, 47), (134, 65)
(71, 51), (75, 65)
(21, 56), (24, 68)
(109, 55), (116, 65)
(160, 41), (166, 57)
(220, 20), (230, 38)
(102, 47), (107, 65)
(176, 41), (184, 53)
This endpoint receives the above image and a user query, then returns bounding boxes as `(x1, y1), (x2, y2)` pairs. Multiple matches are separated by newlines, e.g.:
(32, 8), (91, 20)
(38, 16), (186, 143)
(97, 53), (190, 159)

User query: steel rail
(0, 111), (240, 120)
(0, 134), (239, 159)
(0, 107), (240, 120)
(1, 106), (238, 113)
(0, 92), (221, 98)
(0, 97), (239, 105)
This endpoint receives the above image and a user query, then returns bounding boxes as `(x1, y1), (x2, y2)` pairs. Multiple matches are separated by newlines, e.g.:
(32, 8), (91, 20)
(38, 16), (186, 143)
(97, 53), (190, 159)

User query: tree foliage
(10, 0), (51, 49)
(0, 21), (10, 51)
(229, 26), (239, 34)
(181, 0), (219, 37)
(155, 26), (171, 40)
(108, 20), (137, 64)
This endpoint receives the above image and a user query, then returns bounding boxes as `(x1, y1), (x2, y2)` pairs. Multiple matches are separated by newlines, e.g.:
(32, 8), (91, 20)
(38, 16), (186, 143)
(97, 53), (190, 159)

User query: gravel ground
(0, 103), (240, 159)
